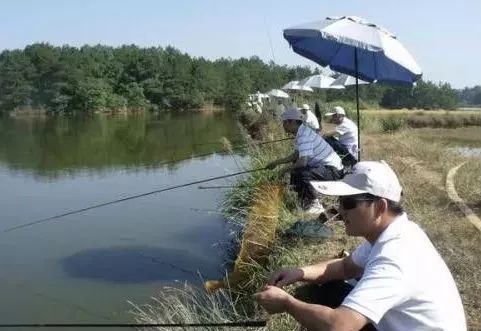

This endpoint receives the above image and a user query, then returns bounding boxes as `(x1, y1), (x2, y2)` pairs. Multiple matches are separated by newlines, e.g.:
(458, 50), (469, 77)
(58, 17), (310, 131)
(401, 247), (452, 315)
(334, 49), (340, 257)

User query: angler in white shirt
(266, 108), (343, 215)
(324, 106), (358, 167)
(256, 161), (466, 331)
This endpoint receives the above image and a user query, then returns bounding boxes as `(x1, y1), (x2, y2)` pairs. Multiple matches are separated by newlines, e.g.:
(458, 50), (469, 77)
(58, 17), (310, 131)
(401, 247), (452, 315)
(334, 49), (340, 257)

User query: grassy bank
(314, 106), (481, 132)
(359, 109), (481, 132)
(133, 113), (481, 330)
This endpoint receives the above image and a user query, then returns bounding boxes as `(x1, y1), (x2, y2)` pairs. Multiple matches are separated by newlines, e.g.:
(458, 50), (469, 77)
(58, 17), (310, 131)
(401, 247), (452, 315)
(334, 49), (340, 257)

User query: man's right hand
(268, 268), (304, 287)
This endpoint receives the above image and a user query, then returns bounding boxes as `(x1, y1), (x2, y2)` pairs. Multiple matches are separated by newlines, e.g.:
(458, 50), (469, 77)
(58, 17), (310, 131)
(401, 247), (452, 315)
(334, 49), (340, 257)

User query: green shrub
(380, 116), (405, 132)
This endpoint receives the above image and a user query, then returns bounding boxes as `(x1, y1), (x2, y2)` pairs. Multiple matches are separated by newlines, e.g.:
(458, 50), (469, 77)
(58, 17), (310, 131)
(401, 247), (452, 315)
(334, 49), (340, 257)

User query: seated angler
(323, 106), (358, 167)
(256, 161), (466, 331)
(266, 108), (344, 215)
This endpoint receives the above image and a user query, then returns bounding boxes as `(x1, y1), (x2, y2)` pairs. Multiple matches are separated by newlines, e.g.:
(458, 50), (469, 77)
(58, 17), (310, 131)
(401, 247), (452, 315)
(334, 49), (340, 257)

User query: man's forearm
(301, 259), (341, 283)
(272, 152), (298, 166)
(323, 130), (338, 138)
(286, 296), (336, 331)
(301, 257), (361, 283)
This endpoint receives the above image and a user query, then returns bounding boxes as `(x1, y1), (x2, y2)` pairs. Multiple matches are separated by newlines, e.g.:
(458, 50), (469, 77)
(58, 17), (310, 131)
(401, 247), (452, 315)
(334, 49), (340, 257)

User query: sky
(1, 0), (480, 88)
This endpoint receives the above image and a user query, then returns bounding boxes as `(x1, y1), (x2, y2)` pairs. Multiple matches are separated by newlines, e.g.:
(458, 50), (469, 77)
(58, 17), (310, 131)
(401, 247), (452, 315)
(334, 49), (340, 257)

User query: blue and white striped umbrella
(284, 16), (422, 159)
(284, 16), (422, 85)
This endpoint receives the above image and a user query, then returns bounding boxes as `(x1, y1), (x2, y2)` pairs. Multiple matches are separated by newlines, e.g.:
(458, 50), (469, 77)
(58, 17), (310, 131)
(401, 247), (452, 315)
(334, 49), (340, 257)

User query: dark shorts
(290, 165), (342, 206)
(294, 281), (377, 331)
(325, 136), (358, 168)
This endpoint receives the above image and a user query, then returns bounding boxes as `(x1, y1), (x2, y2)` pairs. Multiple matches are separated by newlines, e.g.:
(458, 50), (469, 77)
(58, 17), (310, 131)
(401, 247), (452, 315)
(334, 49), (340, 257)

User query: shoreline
(131, 110), (481, 330)
(223, 111), (481, 329)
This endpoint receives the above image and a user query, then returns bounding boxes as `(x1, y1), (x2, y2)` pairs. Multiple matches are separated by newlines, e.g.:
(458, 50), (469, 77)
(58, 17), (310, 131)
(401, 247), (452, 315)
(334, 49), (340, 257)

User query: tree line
(0, 43), (473, 114)
(457, 86), (481, 107)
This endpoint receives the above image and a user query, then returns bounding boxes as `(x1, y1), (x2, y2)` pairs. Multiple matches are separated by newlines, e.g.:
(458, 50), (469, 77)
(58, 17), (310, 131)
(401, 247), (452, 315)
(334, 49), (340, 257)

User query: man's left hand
(254, 285), (293, 314)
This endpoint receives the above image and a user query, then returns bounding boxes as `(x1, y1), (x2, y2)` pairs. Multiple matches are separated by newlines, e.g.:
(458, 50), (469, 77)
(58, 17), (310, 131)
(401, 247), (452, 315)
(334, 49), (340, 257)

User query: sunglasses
(339, 196), (377, 210)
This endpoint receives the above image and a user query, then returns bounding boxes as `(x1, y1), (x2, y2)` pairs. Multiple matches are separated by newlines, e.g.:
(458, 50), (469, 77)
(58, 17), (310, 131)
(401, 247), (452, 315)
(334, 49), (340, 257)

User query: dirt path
(391, 154), (481, 234)
(393, 155), (445, 192)
(446, 163), (481, 234)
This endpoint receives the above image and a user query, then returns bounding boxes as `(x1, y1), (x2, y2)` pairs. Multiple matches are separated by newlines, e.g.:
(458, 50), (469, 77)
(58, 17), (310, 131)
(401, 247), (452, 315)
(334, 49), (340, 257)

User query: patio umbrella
(267, 89), (289, 98)
(281, 80), (314, 92)
(281, 80), (298, 90)
(290, 84), (314, 92)
(329, 73), (369, 88)
(284, 16), (422, 159)
(299, 74), (344, 90)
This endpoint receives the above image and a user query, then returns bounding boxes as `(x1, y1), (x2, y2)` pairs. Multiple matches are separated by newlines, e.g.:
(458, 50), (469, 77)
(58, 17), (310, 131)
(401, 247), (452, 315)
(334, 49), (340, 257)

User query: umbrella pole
(354, 48), (361, 161)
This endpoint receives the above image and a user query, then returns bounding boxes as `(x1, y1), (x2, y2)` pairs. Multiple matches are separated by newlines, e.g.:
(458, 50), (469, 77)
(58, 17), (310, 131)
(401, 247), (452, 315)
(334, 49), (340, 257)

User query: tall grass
(129, 283), (265, 331)
(205, 183), (284, 293)
(379, 116), (405, 132)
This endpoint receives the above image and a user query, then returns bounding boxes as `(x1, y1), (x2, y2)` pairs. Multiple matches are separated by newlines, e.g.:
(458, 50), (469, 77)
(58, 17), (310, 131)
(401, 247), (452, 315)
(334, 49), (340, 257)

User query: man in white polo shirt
(266, 108), (343, 215)
(256, 161), (466, 331)
(324, 106), (358, 167)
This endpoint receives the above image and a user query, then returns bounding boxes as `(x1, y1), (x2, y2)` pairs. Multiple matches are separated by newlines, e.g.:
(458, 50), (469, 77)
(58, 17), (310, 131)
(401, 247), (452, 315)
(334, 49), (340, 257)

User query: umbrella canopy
(281, 80), (314, 92)
(267, 89), (289, 98)
(283, 16), (422, 84)
(281, 80), (298, 90)
(330, 73), (369, 88)
(299, 74), (344, 89)
(284, 16), (422, 159)
(292, 84), (314, 92)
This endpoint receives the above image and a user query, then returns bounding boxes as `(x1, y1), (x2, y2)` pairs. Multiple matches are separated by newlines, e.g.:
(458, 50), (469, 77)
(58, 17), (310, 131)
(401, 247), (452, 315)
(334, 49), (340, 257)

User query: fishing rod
(158, 136), (293, 168)
(165, 134), (245, 150)
(3, 167), (269, 233)
(0, 321), (267, 328)
(198, 184), (295, 190)
(198, 185), (238, 190)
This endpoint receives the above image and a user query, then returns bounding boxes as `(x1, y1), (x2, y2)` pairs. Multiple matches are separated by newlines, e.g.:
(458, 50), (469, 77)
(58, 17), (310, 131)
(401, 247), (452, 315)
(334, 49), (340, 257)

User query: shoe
(316, 212), (329, 224)
(304, 199), (325, 216)
(324, 207), (343, 222)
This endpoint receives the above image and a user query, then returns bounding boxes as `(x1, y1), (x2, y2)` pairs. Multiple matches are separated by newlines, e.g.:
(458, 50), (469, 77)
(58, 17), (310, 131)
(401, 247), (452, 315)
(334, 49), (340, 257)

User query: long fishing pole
(3, 167), (269, 233)
(0, 321), (267, 328)
(158, 136), (293, 168)
(167, 134), (245, 149)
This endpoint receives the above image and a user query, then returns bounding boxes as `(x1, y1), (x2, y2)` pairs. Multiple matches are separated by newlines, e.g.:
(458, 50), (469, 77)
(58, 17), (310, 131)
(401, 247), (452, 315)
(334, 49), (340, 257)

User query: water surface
(0, 111), (244, 325)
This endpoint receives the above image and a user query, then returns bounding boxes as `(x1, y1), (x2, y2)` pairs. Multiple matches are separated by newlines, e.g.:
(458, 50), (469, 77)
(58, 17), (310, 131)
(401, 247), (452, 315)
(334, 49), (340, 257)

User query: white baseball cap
(301, 103), (310, 110)
(310, 161), (402, 202)
(325, 106), (346, 116)
(281, 107), (305, 122)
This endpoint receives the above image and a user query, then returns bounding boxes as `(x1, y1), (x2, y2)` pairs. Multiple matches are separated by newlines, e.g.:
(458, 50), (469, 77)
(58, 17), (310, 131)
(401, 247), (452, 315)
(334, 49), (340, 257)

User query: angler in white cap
(256, 161), (466, 331)
(324, 106), (358, 167)
(300, 103), (320, 132)
(266, 107), (343, 215)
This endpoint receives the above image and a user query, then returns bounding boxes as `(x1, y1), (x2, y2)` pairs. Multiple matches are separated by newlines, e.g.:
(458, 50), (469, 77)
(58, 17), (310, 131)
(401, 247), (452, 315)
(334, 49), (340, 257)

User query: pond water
(449, 147), (481, 159)
(0, 111), (245, 326)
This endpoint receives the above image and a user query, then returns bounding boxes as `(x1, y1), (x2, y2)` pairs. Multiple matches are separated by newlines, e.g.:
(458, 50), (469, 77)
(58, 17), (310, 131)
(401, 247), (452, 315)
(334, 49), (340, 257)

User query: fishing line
(136, 251), (199, 277)
(3, 167), (269, 233)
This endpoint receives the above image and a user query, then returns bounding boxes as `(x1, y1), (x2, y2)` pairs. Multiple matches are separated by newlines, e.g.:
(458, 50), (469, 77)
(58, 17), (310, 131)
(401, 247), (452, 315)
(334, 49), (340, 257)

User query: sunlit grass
(129, 283), (265, 331)
(132, 114), (481, 331)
